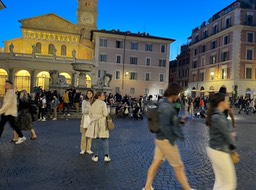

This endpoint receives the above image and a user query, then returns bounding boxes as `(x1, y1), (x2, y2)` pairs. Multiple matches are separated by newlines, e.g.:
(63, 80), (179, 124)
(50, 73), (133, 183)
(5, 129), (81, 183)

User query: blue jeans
(92, 138), (109, 156)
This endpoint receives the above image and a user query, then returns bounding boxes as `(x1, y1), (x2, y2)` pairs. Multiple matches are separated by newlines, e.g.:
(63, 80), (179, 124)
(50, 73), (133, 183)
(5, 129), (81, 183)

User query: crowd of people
(0, 81), (241, 189)
(142, 85), (238, 190)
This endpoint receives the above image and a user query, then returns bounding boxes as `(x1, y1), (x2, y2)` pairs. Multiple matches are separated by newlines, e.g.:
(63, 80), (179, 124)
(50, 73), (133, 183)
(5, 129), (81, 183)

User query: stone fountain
(71, 60), (95, 88)
(49, 56), (113, 95)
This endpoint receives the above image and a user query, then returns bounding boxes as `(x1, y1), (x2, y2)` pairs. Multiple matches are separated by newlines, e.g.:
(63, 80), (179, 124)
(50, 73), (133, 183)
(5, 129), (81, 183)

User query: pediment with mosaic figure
(19, 13), (80, 34)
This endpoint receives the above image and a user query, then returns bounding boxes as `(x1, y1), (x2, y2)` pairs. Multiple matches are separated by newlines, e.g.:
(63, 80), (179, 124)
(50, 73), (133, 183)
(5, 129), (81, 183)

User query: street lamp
(210, 72), (214, 80)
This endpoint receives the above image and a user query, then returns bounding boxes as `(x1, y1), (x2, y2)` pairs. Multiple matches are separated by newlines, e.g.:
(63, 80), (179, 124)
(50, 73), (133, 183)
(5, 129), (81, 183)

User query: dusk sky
(0, 0), (235, 60)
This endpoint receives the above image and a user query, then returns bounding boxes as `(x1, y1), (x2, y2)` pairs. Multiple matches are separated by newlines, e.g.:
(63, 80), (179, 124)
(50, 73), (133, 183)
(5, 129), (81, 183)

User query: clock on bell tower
(77, 0), (98, 40)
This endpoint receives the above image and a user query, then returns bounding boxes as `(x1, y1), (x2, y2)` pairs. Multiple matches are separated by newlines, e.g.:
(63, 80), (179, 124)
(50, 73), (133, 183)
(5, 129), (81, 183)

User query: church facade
(0, 0), (174, 97)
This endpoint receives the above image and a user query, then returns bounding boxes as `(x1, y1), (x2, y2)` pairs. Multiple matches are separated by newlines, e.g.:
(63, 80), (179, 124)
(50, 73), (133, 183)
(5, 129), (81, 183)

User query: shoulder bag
(83, 115), (91, 129)
(106, 115), (115, 130)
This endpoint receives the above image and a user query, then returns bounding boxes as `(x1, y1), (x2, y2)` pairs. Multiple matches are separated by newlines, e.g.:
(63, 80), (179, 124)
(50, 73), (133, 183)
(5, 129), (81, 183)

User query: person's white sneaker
(86, 150), (93, 155)
(92, 155), (98, 162)
(104, 155), (111, 162)
(80, 150), (85, 155)
(67, 114), (70, 116)
(52, 118), (57, 120)
(41, 118), (46, 121)
(15, 137), (26, 144)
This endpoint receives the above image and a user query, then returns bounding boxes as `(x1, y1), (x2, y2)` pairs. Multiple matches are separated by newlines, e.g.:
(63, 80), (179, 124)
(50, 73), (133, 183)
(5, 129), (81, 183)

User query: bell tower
(77, 0), (98, 40)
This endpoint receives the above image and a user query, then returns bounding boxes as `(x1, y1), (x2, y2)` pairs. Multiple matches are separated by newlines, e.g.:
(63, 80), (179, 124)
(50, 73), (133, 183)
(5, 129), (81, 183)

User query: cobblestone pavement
(0, 109), (255, 190)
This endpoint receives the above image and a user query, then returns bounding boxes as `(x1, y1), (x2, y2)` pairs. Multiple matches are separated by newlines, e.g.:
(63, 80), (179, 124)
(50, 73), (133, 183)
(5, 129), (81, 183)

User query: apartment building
(189, 0), (256, 97)
(175, 44), (190, 89)
(0, 0), (175, 98)
(169, 60), (177, 84)
(92, 30), (174, 97)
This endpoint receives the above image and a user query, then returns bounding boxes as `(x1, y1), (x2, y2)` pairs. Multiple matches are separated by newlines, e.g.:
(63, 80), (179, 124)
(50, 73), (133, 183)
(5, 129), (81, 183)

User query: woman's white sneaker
(80, 150), (85, 155)
(104, 155), (111, 162)
(86, 150), (93, 155)
(15, 137), (26, 144)
(92, 155), (98, 162)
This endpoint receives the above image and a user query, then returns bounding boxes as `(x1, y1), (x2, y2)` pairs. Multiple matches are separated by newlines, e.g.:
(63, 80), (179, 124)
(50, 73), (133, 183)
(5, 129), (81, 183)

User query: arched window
(36, 42), (41, 53)
(48, 44), (55, 55)
(59, 72), (71, 85)
(0, 69), (8, 97)
(15, 70), (31, 92)
(36, 71), (50, 91)
(61, 45), (66, 56)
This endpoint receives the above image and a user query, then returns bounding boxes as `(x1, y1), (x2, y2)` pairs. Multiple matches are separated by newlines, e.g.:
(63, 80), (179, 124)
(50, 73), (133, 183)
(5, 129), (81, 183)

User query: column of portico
(71, 72), (77, 87)
(30, 70), (36, 92)
(8, 68), (14, 82)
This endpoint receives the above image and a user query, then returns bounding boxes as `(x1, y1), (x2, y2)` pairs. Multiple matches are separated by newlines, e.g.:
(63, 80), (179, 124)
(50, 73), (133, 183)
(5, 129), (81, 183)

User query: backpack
(146, 104), (160, 133)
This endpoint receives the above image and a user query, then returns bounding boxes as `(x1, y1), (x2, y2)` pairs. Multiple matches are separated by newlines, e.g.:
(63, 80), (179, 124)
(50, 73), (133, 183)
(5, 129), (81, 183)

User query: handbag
(230, 151), (240, 164)
(83, 115), (90, 129)
(106, 115), (115, 130)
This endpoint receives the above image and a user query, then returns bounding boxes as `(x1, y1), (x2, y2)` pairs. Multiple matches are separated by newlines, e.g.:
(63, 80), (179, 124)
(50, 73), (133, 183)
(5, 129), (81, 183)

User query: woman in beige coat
(86, 91), (110, 162)
(80, 89), (94, 155)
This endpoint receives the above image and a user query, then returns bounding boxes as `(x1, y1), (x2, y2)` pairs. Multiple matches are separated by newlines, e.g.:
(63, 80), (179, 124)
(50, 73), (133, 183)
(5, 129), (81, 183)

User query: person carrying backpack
(142, 83), (196, 190)
(37, 94), (47, 121)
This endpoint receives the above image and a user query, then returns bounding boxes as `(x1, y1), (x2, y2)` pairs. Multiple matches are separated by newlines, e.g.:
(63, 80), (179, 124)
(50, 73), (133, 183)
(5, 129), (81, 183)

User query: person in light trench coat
(79, 89), (94, 155)
(86, 91), (111, 162)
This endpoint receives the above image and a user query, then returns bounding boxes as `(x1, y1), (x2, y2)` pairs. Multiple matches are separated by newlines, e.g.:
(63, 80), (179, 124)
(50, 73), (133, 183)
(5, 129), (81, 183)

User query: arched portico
(15, 70), (31, 92)
(36, 71), (50, 91)
(0, 69), (8, 96)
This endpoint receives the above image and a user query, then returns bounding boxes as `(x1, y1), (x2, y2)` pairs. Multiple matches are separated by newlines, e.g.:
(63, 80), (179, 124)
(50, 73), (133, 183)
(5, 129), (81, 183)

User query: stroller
(130, 106), (143, 120)
(194, 109), (207, 118)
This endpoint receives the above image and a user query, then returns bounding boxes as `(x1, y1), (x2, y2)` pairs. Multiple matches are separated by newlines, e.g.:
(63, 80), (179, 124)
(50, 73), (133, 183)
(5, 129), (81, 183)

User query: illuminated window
(59, 72), (71, 85)
(36, 71), (50, 91)
(15, 70), (30, 92)
(0, 69), (8, 96)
